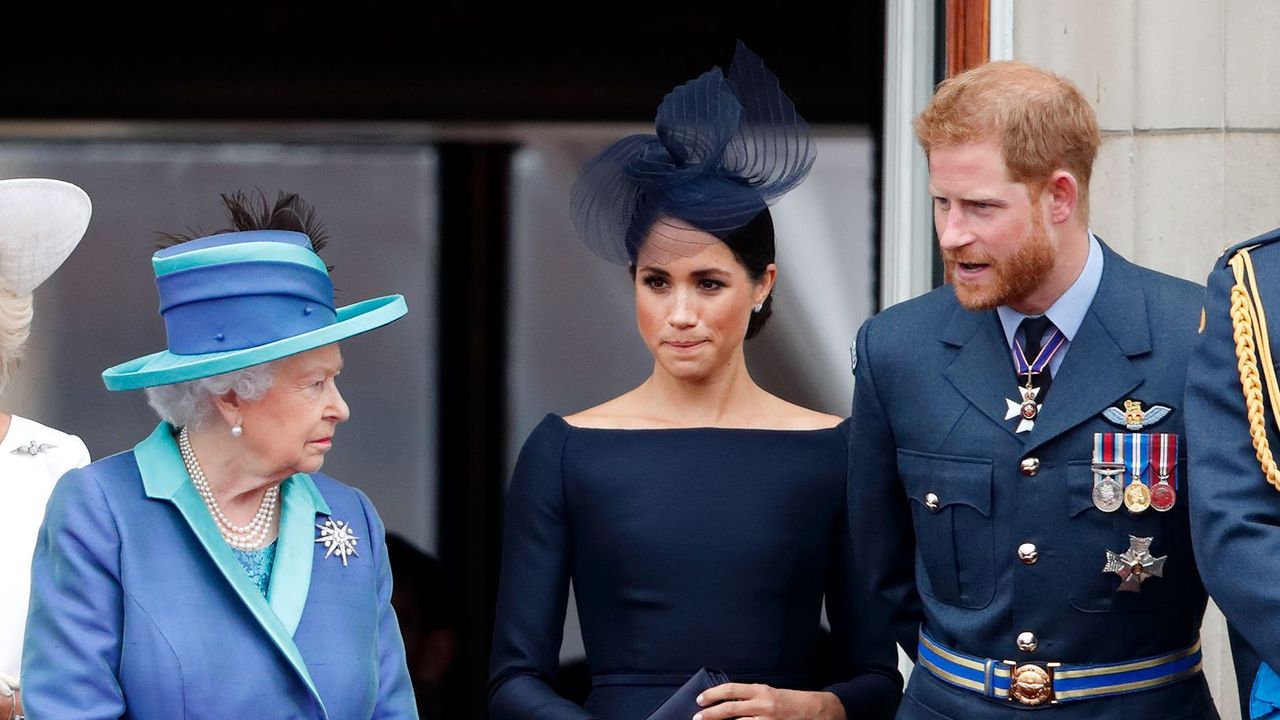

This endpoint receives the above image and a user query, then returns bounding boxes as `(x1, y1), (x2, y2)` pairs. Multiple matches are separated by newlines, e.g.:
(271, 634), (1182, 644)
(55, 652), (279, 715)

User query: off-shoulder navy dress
(488, 415), (902, 719)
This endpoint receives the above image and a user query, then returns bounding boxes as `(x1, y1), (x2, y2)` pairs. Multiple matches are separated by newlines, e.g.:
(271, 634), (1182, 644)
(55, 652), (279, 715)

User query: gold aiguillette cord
(1229, 248), (1280, 491)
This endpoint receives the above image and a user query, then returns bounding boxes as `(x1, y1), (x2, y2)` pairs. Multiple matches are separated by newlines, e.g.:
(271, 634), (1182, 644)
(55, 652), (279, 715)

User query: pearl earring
(231, 423), (243, 438)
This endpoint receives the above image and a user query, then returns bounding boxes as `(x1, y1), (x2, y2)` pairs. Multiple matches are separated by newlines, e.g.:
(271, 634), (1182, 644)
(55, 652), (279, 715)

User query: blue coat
(848, 243), (1217, 718)
(21, 423), (417, 719)
(1186, 227), (1280, 719)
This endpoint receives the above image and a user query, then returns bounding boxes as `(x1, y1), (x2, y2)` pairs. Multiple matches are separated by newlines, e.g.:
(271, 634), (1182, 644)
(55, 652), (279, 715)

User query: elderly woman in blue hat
(488, 46), (901, 720)
(21, 192), (416, 719)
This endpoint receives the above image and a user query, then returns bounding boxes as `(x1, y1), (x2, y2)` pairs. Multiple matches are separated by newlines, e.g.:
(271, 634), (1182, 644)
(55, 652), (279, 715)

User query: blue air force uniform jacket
(1187, 227), (1280, 719)
(849, 243), (1217, 718)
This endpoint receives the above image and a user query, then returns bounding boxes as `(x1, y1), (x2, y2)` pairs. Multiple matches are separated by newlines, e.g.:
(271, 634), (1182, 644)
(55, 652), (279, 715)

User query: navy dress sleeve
(488, 416), (594, 720)
(823, 425), (904, 717)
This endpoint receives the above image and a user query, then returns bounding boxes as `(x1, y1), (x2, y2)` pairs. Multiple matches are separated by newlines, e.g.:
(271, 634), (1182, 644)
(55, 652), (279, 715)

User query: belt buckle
(1002, 660), (1060, 706)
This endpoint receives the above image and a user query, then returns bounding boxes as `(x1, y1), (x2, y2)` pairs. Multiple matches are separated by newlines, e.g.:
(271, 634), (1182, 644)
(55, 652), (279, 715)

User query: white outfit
(0, 415), (89, 684)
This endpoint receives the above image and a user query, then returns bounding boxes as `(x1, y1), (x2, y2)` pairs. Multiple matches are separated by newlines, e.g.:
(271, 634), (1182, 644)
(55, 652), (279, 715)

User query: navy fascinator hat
(570, 42), (816, 266)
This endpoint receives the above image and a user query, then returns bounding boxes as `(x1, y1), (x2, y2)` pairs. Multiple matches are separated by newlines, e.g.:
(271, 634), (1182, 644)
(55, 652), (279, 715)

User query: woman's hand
(693, 683), (844, 720)
(0, 688), (19, 720)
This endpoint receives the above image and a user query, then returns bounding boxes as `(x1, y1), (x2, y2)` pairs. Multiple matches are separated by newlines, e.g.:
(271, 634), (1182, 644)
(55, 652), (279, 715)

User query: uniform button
(924, 492), (940, 512)
(1017, 632), (1038, 652)
(1018, 543), (1039, 564)
(1020, 457), (1040, 476)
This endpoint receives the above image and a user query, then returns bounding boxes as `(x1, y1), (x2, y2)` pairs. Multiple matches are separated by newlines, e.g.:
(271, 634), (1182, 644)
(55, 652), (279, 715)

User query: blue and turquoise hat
(102, 229), (407, 391)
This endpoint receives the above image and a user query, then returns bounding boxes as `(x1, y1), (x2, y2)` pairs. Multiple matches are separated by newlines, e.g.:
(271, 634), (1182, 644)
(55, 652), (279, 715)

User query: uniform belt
(917, 629), (1203, 706)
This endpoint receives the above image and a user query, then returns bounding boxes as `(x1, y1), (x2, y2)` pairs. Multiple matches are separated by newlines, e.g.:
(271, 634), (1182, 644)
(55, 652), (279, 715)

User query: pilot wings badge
(10, 441), (55, 456)
(1102, 399), (1172, 431)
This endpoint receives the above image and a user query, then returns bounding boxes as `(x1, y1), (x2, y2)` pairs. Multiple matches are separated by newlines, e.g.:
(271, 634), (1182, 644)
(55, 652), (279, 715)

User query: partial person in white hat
(0, 178), (92, 720)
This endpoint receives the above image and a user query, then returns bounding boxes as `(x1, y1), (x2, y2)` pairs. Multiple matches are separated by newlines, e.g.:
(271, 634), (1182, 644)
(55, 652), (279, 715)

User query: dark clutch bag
(644, 668), (731, 720)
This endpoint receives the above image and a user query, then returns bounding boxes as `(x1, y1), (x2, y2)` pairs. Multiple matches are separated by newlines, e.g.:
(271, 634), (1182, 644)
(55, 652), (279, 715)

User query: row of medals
(1091, 458), (1175, 513)
(1012, 367), (1174, 514)
(1015, 424), (1173, 514)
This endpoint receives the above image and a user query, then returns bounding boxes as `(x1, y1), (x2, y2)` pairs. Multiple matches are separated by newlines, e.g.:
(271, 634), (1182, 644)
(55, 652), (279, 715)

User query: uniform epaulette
(1217, 226), (1280, 270)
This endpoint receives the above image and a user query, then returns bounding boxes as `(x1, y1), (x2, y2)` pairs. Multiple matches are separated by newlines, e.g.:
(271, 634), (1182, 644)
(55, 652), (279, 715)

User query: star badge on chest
(1103, 535), (1166, 592)
(315, 518), (360, 566)
(1005, 385), (1042, 433)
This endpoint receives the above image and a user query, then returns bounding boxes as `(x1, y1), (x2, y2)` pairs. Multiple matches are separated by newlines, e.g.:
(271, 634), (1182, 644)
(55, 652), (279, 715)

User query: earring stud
(753, 303), (764, 313)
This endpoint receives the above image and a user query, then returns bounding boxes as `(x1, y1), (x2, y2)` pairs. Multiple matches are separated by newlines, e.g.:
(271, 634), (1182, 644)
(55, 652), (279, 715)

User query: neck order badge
(1004, 323), (1066, 433)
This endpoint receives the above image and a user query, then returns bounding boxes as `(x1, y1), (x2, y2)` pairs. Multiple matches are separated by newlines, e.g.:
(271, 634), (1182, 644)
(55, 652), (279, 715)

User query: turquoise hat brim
(102, 294), (408, 391)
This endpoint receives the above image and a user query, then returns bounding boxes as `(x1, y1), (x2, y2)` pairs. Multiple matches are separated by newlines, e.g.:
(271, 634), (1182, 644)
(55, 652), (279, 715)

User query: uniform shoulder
(870, 284), (958, 325)
(1097, 252), (1203, 336)
(860, 285), (958, 345)
(1200, 227), (1280, 298)
(1131, 263), (1203, 303)
(857, 284), (961, 367)
(1102, 247), (1202, 304)
(1216, 226), (1280, 270)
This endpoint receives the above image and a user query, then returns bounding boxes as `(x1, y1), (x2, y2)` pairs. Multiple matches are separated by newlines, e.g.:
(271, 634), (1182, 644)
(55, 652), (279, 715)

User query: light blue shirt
(997, 232), (1104, 376)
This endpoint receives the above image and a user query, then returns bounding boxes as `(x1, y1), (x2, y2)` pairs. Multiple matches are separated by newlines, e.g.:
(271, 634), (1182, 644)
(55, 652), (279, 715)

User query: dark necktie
(1017, 315), (1056, 400)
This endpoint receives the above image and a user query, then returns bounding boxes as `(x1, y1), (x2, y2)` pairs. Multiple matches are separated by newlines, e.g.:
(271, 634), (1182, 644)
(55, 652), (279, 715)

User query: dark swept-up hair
(156, 190), (331, 263)
(724, 208), (775, 340)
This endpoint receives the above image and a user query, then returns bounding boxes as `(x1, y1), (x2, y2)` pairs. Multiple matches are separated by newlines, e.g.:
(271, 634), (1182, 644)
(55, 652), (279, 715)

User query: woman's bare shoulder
(562, 390), (650, 429)
(755, 394), (844, 430)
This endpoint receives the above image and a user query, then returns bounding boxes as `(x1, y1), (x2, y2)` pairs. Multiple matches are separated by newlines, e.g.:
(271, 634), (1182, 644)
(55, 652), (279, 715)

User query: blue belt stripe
(1056, 652), (1200, 691)
(918, 631), (1200, 702)
(918, 639), (988, 692)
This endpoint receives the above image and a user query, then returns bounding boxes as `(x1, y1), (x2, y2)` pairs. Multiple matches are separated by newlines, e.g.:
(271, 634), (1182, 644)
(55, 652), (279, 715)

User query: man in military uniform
(849, 61), (1217, 718)
(1187, 228), (1280, 719)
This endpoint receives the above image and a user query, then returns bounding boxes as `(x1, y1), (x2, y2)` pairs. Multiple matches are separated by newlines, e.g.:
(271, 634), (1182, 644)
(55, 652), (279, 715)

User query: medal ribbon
(1011, 326), (1067, 382)
(1154, 433), (1178, 488)
(1108, 432), (1125, 466)
(1125, 433), (1151, 486)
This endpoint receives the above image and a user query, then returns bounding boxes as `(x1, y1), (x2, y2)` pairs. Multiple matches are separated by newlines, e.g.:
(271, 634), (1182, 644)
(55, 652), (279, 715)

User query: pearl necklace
(178, 427), (279, 551)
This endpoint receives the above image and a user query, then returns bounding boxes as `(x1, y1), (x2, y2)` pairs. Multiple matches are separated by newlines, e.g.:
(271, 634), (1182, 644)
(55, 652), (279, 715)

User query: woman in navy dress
(488, 45), (902, 720)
